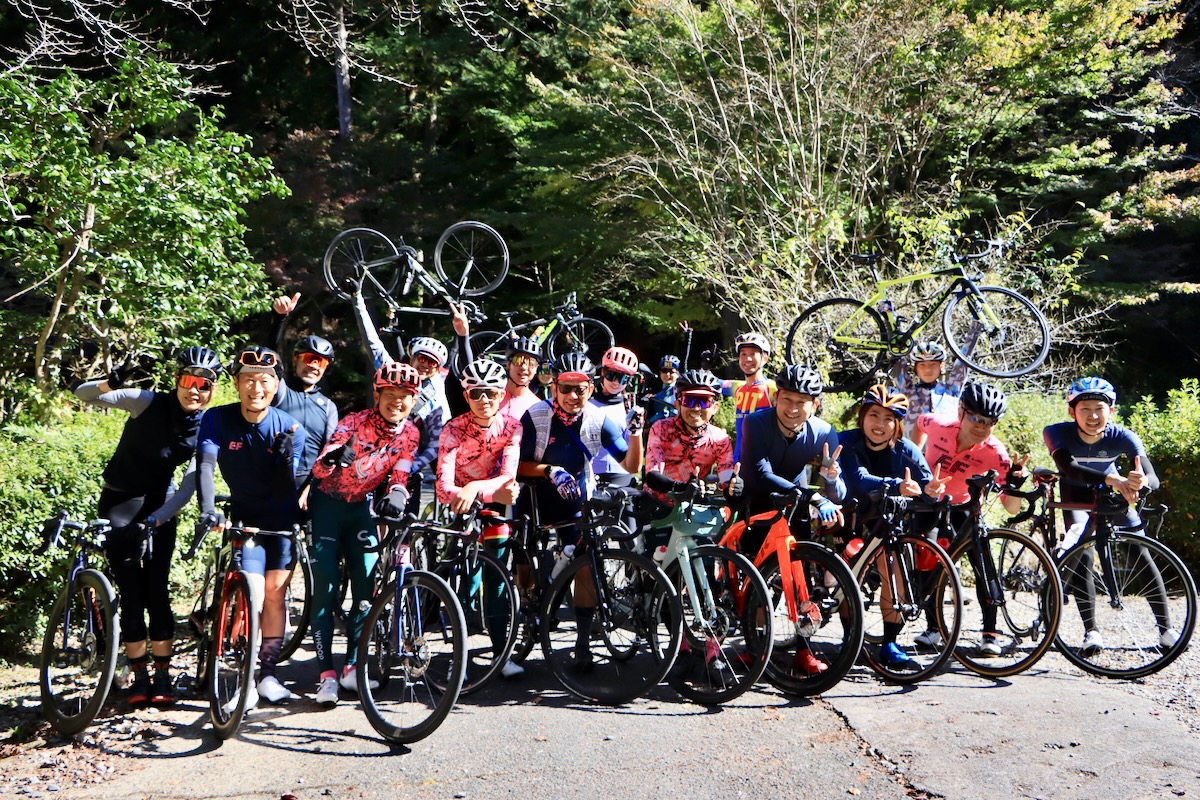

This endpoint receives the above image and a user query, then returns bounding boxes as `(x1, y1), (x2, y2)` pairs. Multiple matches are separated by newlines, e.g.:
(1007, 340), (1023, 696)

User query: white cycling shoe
(257, 675), (296, 704)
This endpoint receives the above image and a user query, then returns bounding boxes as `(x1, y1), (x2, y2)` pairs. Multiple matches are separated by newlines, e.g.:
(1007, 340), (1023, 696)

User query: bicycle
(717, 488), (865, 697)
(356, 515), (467, 744)
(38, 512), (121, 736)
(935, 472), (1063, 678)
(1006, 469), (1197, 679)
(467, 291), (615, 362)
(785, 240), (1050, 393)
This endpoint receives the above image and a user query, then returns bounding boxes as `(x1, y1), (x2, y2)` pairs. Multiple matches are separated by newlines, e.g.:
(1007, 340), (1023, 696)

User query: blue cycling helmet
(659, 355), (681, 370)
(1067, 377), (1117, 406)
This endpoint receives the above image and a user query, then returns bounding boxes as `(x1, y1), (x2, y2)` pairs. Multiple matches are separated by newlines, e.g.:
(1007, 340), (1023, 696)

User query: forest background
(2, 0), (1200, 652)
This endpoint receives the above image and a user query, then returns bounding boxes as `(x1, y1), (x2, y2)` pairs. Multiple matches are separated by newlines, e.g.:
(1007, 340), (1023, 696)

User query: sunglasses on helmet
(238, 350), (279, 368)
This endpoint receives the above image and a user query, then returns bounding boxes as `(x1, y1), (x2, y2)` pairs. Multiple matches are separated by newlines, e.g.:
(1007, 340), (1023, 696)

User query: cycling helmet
(675, 369), (723, 396)
(960, 381), (1008, 418)
(231, 346), (284, 379)
(734, 331), (771, 355)
(659, 355), (681, 370)
(408, 336), (448, 367)
(177, 346), (222, 379)
(1067, 376), (1117, 407)
(461, 358), (508, 390)
(553, 351), (595, 379)
(505, 336), (542, 361)
(775, 364), (823, 397)
(294, 335), (334, 361)
(601, 346), (639, 376)
(911, 341), (947, 362)
(374, 362), (422, 392)
(860, 383), (909, 419)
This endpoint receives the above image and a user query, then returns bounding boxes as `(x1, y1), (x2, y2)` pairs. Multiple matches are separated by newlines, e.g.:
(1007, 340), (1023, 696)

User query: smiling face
(293, 352), (329, 387)
(738, 345), (768, 378)
(175, 375), (215, 413)
(465, 386), (503, 422)
(1070, 399), (1115, 441)
(957, 408), (998, 448)
(861, 404), (900, 449)
(237, 372), (278, 417)
(553, 378), (593, 413)
(507, 354), (538, 388)
(376, 386), (417, 423)
(412, 352), (440, 380)
(675, 391), (718, 430)
(775, 388), (818, 432)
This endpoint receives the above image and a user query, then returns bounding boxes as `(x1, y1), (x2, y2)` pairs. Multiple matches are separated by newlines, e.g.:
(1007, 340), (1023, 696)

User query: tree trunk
(335, 0), (352, 138)
(34, 203), (94, 393)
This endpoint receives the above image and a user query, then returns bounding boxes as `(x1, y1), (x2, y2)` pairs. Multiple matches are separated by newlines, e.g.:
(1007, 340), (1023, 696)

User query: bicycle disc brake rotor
(402, 635), (430, 678)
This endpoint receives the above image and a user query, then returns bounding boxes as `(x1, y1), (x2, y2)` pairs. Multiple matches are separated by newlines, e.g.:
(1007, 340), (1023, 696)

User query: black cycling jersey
(101, 390), (201, 495)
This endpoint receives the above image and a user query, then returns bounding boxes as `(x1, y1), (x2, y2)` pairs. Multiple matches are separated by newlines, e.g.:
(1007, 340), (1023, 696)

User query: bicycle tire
(942, 286), (1050, 378)
(278, 550), (313, 663)
(540, 549), (682, 705)
(1054, 531), (1197, 679)
(39, 569), (120, 736)
(467, 330), (510, 362)
(323, 227), (404, 301)
(665, 545), (773, 705)
(358, 571), (467, 744)
(437, 547), (519, 694)
(858, 536), (962, 684)
(545, 317), (615, 361)
(759, 542), (865, 697)
(207, 570), (258, 740)
(785, 298), (888, 394)
(433, 221), (509, 298)
(950, 528), (1062, 678)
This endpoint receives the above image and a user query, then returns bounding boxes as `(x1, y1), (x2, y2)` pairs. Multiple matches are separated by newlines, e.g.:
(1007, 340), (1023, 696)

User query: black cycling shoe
(149, 669), (177, 706)
(127, 668), (151, 708)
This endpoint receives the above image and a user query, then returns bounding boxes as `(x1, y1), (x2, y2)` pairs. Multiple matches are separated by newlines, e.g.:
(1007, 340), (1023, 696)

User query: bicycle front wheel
(439, 549), (519, 694)
(39, 569), (120, 736)
(358, 571), (467, 744)
(759, 542), (865, 697)
(951, 528), (1062, 678)
(1055, 532), (1197, 679)
(785, 298), (888, 394)
(434, 221), (509, 297)
(207, 570), (259, 740)
(665, 545), (773, 705)
(942, 286), (1050, 378)
(540, 549), (682, 705)
(323, 227), (404, 301)
(546, 317), (615, 361)
(278, 551), (313, 663)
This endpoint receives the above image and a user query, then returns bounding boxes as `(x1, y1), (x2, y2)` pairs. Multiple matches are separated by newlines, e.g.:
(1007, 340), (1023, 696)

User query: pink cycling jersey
(435, 413), (522, 506)
(500, 389), (541, 423)
(645, 416), (734, 503)
(917, 413), (1012, 504)
(312, 409), (420, 502)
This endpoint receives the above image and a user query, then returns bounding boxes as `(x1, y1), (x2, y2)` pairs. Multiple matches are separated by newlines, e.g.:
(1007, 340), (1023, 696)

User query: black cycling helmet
(177, 346), (222, 378)
(676, 369), (723, 396)
(775, 364), (823, 397)
(960, 380), (1008, 419)
(294, 335), (334, 361)
(506, 336), (542, 361)
(553, 351), (595, 378)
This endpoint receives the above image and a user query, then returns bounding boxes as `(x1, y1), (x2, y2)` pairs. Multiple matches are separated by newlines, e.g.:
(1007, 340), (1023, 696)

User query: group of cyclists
(71, 276), (1176, 721)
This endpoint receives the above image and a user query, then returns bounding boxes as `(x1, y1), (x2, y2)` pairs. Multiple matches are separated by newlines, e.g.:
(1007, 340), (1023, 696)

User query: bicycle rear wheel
(951, 528), (1062, 678)
(278, 551), (313, 663)
(434, 221), (509, 297)
(540, 549), (682, 705)
(467, 330), (510, 362)
(1055, 532), (1197, 679)
(546, 317), (615, 361)
(942, 286), (1050, 378)
(439, 548), (518, 694)
(665, 545), (772, 705)
(358, 572), (466, 744)
(785, 298), (888, 394)
(207, 570), (259, 740)
(759, 543), (864, 697)
(39, 570), (120, 736)
(323, 227), (405, 301)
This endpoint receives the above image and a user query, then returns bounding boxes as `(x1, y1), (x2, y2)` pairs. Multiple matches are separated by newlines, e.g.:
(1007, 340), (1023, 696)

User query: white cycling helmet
(461, 358), (508, 390)
(734, 331), (771, 355)
(911, 341), (947, 362)
(408, 336), (448, 367)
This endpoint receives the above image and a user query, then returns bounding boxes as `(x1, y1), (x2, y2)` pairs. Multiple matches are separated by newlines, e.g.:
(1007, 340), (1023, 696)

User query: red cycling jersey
(917, 413), (1012, 504)
(312, 409), (421, 503)
(435, 413), (522, 507)
(645, 416), (735, 503)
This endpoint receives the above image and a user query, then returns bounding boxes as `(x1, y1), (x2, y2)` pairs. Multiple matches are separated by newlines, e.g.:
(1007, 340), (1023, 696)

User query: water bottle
(843, 537), (864, 562)
(653, 545), (668, 566)
(550, 544), (575, 581)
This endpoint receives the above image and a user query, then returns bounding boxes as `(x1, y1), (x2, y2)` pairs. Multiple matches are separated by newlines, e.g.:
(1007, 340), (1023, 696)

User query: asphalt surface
(36, 642), (1200, 800)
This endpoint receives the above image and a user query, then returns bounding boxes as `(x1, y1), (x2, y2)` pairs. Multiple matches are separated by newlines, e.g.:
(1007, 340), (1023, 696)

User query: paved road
(35, 643), (1200, 800)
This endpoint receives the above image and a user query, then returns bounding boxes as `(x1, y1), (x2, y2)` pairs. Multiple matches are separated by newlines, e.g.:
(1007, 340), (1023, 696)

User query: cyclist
(499, 336), (544, 422)
(645, 355), (681, 428)
(837, 384), (946, 670)
(196, 347), (305, 708)
(436, 358), (525, 678)
(533, 359), (554, 400)
(720, 332), (777, 454)
(890, 341), (968, 442)
(738, 364), (844, 675)
(74, 346), (223, 707)
(588, 346), (646, 475)
(307, 362), (423, 707)
(1043, 377), (1177, 652)
(517, 352), (644, 670)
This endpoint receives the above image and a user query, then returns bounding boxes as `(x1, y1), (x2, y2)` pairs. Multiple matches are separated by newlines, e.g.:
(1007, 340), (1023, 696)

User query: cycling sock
(574, 606), (595, 655)
(152, 655), (171, 672)
(257, 636), (284, 679)
(129, 654), (150, 672)
(883, 621), (903, 644)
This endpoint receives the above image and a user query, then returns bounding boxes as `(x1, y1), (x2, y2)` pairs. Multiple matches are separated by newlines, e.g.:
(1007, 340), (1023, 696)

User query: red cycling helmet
(374, 362), (421, 392)
(601, 346), (639, 376)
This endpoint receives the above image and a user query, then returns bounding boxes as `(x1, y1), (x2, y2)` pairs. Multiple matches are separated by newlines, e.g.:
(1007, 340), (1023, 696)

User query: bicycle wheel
(942, 286), (1050, 378)
(546, 317), (615, 361)
(859, 537), (962, 684)
(467, 330), (510, 362)
(207, 570), (259, 740)
(665, 545), (773, 705)
(759, 542), (865, 697)
(39, 570), (120, 736)
(785, 298), (888, 394)
(358, 571), (467, 744)
(950, 528), (1062, 678)
(540, 549), (682, 705)
(438, 548), (518, 694)
(433, 221), (509, 297)
(323, 227), (404, 301)
(278, 552), (313, 663)
(1054, 532), (1197, 679)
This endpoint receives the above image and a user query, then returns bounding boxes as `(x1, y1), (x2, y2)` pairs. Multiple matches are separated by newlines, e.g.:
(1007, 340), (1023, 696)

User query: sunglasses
(467, 388), (502, 401)
(509, 355), (538, 369)
(413, 353), (440, 367)
(178, 374), (214, 392)
(556, 383), (590, 396)
(298, 353), (329, 368)
(680, 395), (716, 410)
(238, 350), (279, 368)
(965, 412), (999, 427)
(603, 370), (631, 384)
